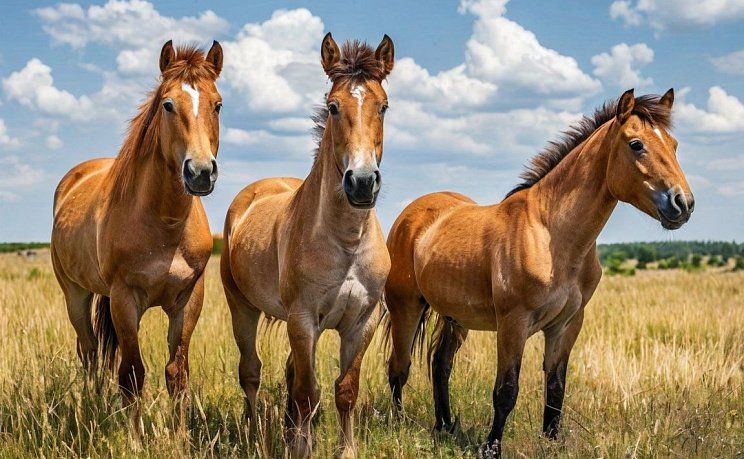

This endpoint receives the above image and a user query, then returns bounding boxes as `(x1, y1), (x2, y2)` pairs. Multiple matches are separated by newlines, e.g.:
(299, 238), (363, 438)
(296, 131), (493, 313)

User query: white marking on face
(346, 148), (377, 171)
(350, 84), (365, 108)
(653, 127), (665, 143)
(182, 83), (200, 118)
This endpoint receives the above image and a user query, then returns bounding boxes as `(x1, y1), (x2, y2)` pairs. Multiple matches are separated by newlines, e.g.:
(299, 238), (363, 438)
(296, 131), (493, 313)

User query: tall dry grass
(0, 251), (741, 457)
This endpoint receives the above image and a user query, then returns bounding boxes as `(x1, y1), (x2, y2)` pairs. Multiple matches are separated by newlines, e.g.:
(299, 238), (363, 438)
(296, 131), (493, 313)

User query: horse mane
(310, 41), (388, 162)
(505, 94), (673, 198)
(108, 45), (216, 199)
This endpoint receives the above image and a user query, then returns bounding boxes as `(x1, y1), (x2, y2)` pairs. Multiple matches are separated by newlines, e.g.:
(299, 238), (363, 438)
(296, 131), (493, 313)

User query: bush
(691, 254), (703, 267)
(657, 259), (669, 270)
(667, 256), (680, 269)
(636, 260), (647, 270)
(734, 256), (744, 272)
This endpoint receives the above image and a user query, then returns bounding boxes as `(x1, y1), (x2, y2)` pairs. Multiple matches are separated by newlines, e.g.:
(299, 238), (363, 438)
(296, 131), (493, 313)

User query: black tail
(93, 295), (118, 370)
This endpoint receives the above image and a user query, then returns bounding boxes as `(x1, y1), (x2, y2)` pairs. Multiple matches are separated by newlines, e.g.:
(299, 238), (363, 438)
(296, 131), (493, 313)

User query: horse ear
(321, 32), (340, 77)
(375, 34), (395, 78)
(206, 40), (223, 77)
(160, 40), (175, 73)
(659, 88), (674, 110)
(616, 88), (635, 123)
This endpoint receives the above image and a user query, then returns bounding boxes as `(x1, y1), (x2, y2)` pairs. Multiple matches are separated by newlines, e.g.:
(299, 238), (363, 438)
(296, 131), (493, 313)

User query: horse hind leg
(52, 254), (98, 369)
(385, 290), (428, 411)
(225, 289), (263, 424)
(431, 317), (468, 433)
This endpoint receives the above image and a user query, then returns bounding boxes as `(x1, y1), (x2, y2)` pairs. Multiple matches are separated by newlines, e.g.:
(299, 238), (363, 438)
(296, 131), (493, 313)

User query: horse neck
(110, 142), (194, 226)
(529, 121), (618, 259)
(296, 137), (375, 244)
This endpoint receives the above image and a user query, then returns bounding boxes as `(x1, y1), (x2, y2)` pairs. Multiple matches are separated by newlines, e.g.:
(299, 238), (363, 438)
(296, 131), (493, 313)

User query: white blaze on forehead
(182, 83), (200, 117)
(653, 127), (665, 142)
(350, 84), (365, 107)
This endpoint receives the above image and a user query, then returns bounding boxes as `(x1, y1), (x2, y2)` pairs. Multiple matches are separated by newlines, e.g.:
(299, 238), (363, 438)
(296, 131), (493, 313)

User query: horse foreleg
(286, 312), (320, 459)
(335, 303), (381, 458)
(109, 285), (144, 403)
(482, 316), (528, 458)
(542, 309), (584, 439)
(165, 273), (205, 429)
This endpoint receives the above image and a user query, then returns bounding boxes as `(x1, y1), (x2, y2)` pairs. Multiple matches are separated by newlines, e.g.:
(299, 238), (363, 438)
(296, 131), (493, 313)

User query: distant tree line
(597, 240), (744, 275)
(0, 242), (50, 253)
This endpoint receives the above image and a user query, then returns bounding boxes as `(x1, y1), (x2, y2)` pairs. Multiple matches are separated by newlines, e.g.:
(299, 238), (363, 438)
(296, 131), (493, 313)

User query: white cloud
(221, 9), (325, 114)
(717, 180), (744, 196)
(711, 50), (744, 75)
(35, 0), (227, 49)
(610, 1), (643, 26)
(459, 0), (601, 97)
(0, 156), (44, 188)
(2, 58), (94, 121)
(706, 155), (744, 171)
(45, 135), (63, 150)
(591, 43), (654, 88)
(676, 86), (744, 134)
(0, 119), (21, 148)
(223, 127), (314, 158)
(388, 58), (497, 109)
(609, 0), (744, 31)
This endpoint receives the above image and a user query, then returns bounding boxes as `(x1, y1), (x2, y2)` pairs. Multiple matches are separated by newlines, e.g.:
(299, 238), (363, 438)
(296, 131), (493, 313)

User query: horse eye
(215, 102), (222, 114)
(380, 104), (389, 116)
(629, 139), (644, 152)
(328, 102), (339, 116)
(163, 100), (174, 113)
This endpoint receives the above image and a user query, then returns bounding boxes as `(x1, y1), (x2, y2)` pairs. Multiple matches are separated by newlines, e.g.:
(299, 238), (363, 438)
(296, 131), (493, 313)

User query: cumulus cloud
(0, 156), (44, 188)
(223, 127), (315, 159)
(45, 135), (63, 150)
(0, 119), (21, 148)
(676, 86), (744, 134)
(459, 0), (601, 98)
(711, 50), (744, 75)
(220, 9), (325, 114)
(2, 59), (94, 121)
(35, 0), (227, 72)
(609, 0), (744, 31)
(591, 43), (654, 88)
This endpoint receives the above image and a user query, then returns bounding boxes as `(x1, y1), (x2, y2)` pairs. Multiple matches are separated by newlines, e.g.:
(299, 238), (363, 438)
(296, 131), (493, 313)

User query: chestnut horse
(385, 89), (694, 457)
(221, 34), (393, 458)
(51, 41), (223, 403)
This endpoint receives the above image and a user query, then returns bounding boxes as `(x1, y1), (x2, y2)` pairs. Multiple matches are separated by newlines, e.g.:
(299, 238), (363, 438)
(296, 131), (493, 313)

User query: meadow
(0, 250), (741, 458)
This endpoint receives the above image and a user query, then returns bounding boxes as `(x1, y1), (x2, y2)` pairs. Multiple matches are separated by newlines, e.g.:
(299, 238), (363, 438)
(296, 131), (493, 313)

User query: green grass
(0, 251), (742, 457)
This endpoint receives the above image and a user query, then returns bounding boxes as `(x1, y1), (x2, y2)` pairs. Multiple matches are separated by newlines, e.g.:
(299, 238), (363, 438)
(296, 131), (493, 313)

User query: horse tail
(93, 295), (118, 370)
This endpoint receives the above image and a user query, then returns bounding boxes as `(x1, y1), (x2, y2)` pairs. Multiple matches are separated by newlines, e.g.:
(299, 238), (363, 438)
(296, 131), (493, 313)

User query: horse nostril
(210, 159), (218, 179)
(673, 192), (687, 213)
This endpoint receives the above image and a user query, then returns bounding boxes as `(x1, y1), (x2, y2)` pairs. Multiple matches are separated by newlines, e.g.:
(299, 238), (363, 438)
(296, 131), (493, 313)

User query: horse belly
(416, 256), (496, 331)
(321, 271), (379, 332)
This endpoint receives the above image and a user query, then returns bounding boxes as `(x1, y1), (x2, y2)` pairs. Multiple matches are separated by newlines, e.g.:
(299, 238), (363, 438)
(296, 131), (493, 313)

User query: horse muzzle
(655, 187), (694, 230)
(343, 168), (381, 209)
(183, 158), (218, 196)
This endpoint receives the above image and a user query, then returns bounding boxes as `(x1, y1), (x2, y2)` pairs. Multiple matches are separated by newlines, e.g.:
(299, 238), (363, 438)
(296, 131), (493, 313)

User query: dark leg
(431, 318), (468, 432)
(482, 319), (527, 458)
(109, 285), (144, 402)
(386, 296), (426, 412)
(542, 309), (584, 439)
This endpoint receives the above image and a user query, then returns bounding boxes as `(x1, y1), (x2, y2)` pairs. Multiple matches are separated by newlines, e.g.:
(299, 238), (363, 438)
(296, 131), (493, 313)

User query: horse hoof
(478, 440), (500, 459)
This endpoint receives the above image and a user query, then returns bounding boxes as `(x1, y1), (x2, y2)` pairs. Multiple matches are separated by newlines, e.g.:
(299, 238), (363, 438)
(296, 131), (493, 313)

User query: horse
(384, 89), (694, 457)
(221, 33), (394, 458)
(51, 41), (223, 406)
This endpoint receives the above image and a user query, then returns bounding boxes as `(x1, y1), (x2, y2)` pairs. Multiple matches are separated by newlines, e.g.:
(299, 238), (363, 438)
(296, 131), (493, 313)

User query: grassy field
(0, 250), (742, 458)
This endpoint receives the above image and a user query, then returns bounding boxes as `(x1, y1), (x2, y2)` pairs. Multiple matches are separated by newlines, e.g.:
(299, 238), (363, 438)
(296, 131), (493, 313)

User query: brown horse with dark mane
(385, 89), (694, 457)
(221, 34), (394, 458)
(51, 41), (223, 405)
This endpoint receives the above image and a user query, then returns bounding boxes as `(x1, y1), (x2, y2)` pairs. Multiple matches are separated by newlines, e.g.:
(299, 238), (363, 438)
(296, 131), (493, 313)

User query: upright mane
(108, 46), (216, 198)
(505, 94), (673, 198)
(312, 41), (385, 160)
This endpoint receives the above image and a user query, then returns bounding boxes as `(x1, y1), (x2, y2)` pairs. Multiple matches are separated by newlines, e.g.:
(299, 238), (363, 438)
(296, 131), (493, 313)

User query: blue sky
(1, 0), (743, 242)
